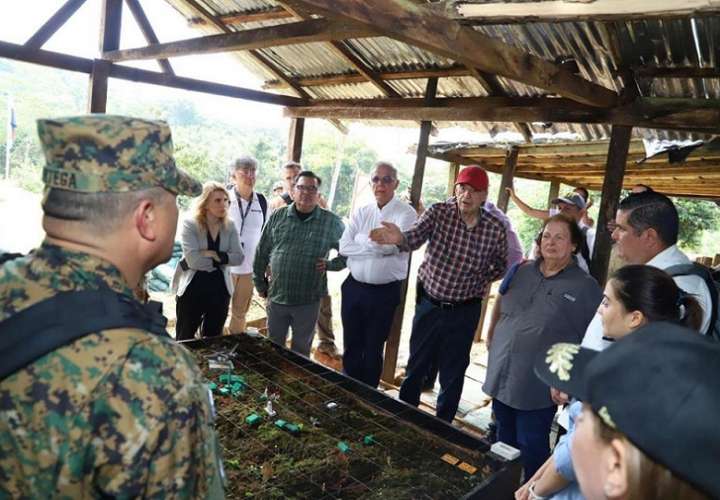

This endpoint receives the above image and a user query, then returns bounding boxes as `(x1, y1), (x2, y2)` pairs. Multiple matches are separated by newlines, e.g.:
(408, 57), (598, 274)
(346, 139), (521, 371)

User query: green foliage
(3, 58), (720, 256)
(673, 197), (720, 251)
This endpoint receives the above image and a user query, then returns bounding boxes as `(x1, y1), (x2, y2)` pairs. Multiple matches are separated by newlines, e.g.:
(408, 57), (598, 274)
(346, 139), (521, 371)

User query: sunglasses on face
(371, 175), (396, 185)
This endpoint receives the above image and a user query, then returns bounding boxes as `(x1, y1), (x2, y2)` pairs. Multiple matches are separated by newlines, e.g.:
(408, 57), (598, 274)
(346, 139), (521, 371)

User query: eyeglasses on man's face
(294, 184), (318, 193)
(371, 175), (396, 185)
(455, 183), (481, 195)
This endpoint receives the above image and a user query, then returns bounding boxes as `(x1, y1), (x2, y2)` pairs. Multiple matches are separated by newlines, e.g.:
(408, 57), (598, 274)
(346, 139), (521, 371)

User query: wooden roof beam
(124, 0), (174, 75)
(25, 0), (87, 49)
(287, 0), (618, 107)
(102, 18), (373, 62)
(0, 40), (304, 106)
(468, 67), (532, 142)
(633, 66), (720, 79)
(218, 7), (295, 25)
(450, 0), (720, 24)
(262, 66), (473, 88)
(285, 96), (720, 134)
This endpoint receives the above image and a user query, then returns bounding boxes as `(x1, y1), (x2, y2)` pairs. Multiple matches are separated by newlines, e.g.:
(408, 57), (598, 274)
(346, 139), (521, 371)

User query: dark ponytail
(609, 265), (704, 332)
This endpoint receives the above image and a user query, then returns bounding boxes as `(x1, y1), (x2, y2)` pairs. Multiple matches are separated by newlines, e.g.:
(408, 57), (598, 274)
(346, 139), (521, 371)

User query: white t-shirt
(228, 190), (268, 275)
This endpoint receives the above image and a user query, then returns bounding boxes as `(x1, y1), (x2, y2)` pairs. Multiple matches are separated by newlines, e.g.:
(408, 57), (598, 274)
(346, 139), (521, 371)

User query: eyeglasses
(371, 175), (396, 185)
(455, 183), (480, 195)
(295, 185), (318, 193)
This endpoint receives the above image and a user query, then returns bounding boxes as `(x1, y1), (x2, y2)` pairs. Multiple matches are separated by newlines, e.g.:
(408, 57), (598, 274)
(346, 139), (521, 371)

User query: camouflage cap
(37, 115), (201, 196)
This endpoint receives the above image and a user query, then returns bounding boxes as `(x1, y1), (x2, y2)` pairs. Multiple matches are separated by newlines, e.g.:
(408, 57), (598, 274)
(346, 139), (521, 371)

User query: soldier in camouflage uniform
(0, 116), (224, 498)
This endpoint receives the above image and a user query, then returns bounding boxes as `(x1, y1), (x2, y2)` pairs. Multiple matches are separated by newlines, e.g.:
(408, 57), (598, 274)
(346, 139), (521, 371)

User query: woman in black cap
(535, 324), (718, 500)
(517, 265), (703, 500)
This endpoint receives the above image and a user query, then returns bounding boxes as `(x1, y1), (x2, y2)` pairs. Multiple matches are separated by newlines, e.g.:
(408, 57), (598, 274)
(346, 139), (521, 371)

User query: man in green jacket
(253, 171), (345, 357)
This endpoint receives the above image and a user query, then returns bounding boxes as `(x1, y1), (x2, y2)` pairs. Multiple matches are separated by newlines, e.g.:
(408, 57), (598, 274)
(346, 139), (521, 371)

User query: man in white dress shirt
(582, 190), (712, 350)
(227, 156), (269, 334)
(339, 161), (418, 387)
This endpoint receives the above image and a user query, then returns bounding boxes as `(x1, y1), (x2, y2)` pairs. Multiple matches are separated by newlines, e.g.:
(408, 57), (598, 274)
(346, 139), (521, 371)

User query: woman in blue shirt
(516, 265), (702, 500)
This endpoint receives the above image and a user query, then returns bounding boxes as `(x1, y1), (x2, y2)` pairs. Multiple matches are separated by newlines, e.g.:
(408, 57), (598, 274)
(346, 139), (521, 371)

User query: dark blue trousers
(399, 296), (481, 422)
(492, 399), (556, 479)
(341, 276), (401, 388)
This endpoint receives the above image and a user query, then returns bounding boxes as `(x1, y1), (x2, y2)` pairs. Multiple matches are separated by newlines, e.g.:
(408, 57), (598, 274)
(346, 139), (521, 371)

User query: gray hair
(42, 187), (170, 235)
(373, 161), (398, 179)
(229, 156), (258, 175)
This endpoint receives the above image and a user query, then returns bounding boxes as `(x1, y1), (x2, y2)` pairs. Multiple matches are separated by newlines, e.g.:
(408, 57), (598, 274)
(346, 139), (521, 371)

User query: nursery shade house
(2, 1), (720, 492)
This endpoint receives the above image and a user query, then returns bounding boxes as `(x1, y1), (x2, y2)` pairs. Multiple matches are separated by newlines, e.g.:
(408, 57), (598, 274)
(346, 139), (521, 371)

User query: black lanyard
(236, 190), (253, 237)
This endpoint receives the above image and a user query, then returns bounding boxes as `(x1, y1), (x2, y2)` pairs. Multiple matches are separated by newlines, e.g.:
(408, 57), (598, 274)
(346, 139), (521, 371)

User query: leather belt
(422, 289), (481, 310)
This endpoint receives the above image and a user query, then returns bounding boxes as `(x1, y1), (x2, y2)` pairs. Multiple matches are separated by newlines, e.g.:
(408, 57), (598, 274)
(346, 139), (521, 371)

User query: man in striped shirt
(371, 165), (508, 421)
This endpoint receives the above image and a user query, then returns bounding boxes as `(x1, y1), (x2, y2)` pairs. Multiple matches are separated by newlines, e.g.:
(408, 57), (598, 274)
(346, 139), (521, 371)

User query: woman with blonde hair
(173, 181), (243, 340)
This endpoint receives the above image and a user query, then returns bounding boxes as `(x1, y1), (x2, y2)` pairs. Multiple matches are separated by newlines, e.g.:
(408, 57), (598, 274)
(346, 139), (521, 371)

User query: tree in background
(673, 197), (720, 252)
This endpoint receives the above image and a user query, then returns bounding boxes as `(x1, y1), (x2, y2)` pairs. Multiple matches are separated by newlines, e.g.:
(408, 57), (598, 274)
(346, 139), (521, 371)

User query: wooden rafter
(285, 96), (720, 134)
(102, 19), (373, 62)
(124, 0), (174, 75)
(262, 66), (472, 89)
(451, 0), (720, 24)
(468, 68), (532, 142)
(218, 7), (295, 26)
(178, 0), (346, 133)
(25, 0), (87, 49)
(180, 0), (305, 98)
(0, 40), (305, 106)
(287, 0), (618, 107)
(633, 66), (720, 79)
(274, 2), (401, 99)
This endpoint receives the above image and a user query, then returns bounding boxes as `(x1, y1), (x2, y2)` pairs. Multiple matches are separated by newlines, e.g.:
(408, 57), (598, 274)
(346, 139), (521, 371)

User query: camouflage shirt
(0, 243), (223, 499)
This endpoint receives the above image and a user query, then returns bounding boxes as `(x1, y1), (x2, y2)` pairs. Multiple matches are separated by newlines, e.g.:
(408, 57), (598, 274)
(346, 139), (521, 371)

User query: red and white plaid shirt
(404, 198), (508, 302)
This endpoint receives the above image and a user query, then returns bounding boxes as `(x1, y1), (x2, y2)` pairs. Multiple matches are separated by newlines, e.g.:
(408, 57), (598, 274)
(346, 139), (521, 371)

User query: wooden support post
(25, 0), (87, 49)
(548, 180), (560, 208)
(87, 59), (112, 112)
(475, 146), (518, 342)
(381, 77), (438, 384)
(590, 125), (632, 285)
(287, 117), (305, 162)
(88, 0), (122, 113)
(497, 146), (519, 212)
(447, 162), (459, 195)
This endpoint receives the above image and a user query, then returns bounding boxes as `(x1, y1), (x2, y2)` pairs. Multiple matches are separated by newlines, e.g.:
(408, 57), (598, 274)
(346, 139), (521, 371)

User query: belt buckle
(439, 301), (454, 310)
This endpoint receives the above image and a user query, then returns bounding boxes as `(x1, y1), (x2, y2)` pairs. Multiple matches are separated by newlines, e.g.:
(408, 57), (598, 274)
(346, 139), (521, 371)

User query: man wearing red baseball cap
(371, 165), (508, 422)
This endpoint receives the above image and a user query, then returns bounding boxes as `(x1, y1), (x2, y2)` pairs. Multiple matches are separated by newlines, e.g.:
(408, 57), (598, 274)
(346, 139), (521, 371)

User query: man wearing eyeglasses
(269, 161), (342, 359)
(227, 156), (269, 334)
(339, 162), (417, 388)
(253, 171), (345, 357)
(370, 165), (508, 422)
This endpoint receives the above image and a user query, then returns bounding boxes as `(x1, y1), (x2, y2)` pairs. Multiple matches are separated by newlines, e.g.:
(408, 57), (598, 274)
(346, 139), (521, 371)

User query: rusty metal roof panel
(160, 1), (718, 143)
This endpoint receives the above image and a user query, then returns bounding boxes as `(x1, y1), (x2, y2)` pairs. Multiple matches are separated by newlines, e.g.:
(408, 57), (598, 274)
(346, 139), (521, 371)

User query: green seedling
(337, 441), (351, 454)
(274, 419), (287, 429)
(363, 435), (376, 446)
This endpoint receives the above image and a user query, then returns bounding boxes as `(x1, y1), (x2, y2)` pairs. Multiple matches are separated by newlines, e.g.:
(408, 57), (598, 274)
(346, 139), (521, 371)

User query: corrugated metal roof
(162, 0), (719, 143)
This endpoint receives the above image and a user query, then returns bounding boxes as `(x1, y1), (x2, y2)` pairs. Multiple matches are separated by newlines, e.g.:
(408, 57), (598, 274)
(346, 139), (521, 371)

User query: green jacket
(253, 204), (345, 305)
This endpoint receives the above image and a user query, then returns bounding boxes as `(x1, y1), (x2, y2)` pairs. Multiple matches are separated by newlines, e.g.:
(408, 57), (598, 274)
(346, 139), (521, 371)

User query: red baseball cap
(455, 165), (489, 192)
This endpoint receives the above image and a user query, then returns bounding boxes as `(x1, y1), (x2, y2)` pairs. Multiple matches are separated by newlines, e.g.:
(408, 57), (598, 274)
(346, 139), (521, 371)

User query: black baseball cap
(534, 322), (720, 499)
